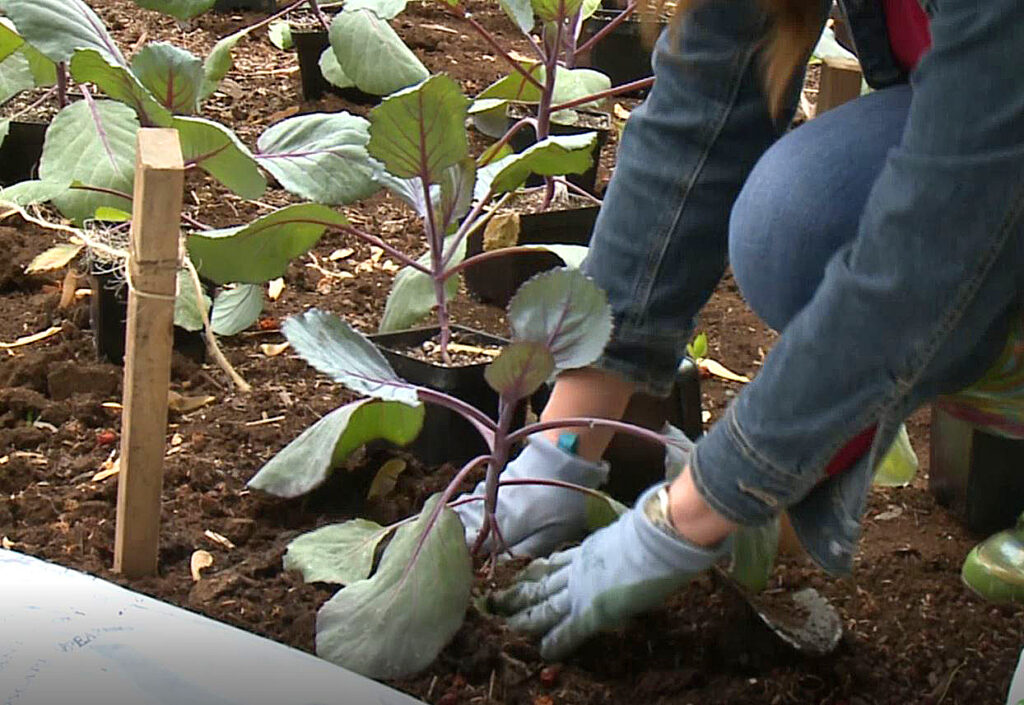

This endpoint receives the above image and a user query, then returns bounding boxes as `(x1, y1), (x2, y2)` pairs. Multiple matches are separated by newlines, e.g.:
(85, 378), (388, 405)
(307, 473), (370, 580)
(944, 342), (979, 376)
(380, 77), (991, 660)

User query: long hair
(644, 0), (823, 118)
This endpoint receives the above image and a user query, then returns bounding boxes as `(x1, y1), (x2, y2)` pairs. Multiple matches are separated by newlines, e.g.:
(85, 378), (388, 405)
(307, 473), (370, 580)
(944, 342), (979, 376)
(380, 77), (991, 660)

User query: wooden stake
(114, 129), (184, 577)
(816, 56), (863, 115)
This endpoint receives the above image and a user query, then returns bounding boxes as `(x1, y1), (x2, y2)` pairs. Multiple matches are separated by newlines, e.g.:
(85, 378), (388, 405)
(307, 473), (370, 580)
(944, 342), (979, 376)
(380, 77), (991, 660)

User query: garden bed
(1, 1), (1023, 704)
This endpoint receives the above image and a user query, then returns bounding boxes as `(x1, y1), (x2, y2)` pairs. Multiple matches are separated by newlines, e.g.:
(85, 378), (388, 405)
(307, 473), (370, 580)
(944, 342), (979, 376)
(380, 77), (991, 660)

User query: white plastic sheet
(0, 549), (425, 705)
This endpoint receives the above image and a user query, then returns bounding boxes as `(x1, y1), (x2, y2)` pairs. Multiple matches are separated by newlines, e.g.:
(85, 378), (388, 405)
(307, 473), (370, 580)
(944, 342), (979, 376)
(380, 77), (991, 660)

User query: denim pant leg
(693, 0), (1024, 574)
(729, 85), (913, 333)
(583, 0), (830, 396)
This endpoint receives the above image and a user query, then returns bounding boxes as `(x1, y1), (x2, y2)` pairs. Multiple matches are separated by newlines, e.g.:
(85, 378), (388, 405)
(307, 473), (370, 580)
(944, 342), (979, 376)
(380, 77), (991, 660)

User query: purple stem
(340, 225), (428, 273)
(573, 1), (637, 59)
(415, 387), (497, 444)
(307, 0), (331, 31)
(449, 244), (585, 277)
(182, 212), (213, 231)
(549, 76), (654, 112)
(8, 85), (58, 121)
(461, 14), (545, 93)
(69, 184), (133, 202)
(507, 416), (681, 448)
(418, 169), (452, 365)
(56, 63), (68, 109)
(553, 176), (603, 205)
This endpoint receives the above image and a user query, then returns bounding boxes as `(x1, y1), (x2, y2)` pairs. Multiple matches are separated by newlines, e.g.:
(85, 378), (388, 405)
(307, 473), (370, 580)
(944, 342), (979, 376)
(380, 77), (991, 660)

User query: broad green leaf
(315, 494), (472, 679)
(2, 0), (126, 65)
(507, 267), (612, 370)
(0, 179), (72, 206)
(267, 20), (293, 50)
(200, 24), (256, 101)
(282, 308), (420, 405)
(342, 0), (408, 20)
(873, 423), (918, 487)
(687, 331), (708, 360)
(531, 0), (583, 23)
(328, 9), (428, 97)
(372, 172), (433, 219)
(133, 0), (216, 21)
(69, 49), (173, 127)
(484, 340), (553, 400)
(379, 236), (465, 332)
(437, 158), (475, 231)
(551, 66), (610, 108)
(256, 112), (380, 205)
(584, 491), (627, 531)
(247, 398), (425, 497)
(284, 519), (392, 585)
(173, 269), (210, 332)
(469, 99), (512, 140)
(499, 0), (534, 33)
(367, 457), (407, 499)
(173, 115), (266, 198)
(488, 133), (596, 192)
(23, 43), (57, 86)
(187, 204), (345, 284)
(131, 42), (205, 115)
(541, 244), (588, 268)
(93, 206), (131, 222)
(39, 100), (139, 224)
(0, 51), (35, 106)
(210, 283), (263, 336)
(580, 0), (601, 21)
(367, 74), (469, 180)
(318, 47), (355, 89)
(476, 65), (544, 103)
(0, 19), (24, 63)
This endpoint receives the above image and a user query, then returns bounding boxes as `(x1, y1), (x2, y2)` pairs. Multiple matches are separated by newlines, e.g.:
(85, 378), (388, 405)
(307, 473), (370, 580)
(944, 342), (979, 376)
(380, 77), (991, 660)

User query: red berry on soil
(96, 430), (117, 446)
(257, 317), (278, 331)
(539, 665), (560, 687)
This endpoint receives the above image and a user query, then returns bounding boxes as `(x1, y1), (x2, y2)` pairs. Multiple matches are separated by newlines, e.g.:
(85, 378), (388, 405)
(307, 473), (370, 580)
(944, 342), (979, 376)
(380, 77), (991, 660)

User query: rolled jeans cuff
(588, 325), (692, 398)
(689, 405), (815, 527)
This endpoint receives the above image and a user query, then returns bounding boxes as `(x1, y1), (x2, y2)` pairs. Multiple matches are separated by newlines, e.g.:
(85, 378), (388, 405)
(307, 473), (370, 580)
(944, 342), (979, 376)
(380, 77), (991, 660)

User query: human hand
(490, 482), (730, 660)
(453, 434), (609, 559)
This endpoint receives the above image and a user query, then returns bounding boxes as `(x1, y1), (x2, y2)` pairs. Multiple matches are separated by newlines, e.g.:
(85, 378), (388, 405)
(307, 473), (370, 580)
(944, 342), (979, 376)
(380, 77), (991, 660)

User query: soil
(2, 2), (1023, 705)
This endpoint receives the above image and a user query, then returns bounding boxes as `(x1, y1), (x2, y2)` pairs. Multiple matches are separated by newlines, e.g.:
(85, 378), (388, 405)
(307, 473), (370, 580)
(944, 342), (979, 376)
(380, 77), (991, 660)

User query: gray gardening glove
(491, 482), (730, 660)
(454, 434), (609, 558)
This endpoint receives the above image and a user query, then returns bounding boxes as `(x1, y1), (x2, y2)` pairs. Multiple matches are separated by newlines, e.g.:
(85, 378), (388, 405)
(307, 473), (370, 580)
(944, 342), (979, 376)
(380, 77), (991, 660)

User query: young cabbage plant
(247, 267), (689, 679)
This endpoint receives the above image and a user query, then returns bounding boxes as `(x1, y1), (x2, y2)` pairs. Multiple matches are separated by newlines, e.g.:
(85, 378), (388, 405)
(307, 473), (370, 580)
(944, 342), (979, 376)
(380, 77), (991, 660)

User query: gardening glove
(491, 482), (731, 660)
(453, 434), (609, 558)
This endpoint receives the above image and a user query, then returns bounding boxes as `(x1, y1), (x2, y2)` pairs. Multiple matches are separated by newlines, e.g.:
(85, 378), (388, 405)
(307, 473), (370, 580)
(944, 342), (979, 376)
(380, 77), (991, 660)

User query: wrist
(666, 466), (737, 548)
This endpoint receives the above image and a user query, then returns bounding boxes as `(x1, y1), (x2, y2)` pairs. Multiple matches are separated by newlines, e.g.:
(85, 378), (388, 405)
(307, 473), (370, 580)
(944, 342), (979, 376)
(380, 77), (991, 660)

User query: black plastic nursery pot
(581, 9), (661, 89)
(929, 404), (1024, 536)
(292, 27), (381, 104)
(368, 325), (525, 467)
(213, 0), (276, 12)
(0, 121), (47, 187)
(89, 264), (206, 366)
(506, 105), (611, 197)
(463, 204), (600, 308)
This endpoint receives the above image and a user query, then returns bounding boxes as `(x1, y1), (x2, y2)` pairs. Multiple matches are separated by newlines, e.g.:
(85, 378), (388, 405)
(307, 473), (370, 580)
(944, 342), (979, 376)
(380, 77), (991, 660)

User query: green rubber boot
(962, 512), (1024, 604)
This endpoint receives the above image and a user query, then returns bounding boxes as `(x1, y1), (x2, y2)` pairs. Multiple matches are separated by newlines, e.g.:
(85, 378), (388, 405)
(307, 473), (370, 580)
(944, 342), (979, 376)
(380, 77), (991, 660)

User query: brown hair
(643, 0), (823, 118)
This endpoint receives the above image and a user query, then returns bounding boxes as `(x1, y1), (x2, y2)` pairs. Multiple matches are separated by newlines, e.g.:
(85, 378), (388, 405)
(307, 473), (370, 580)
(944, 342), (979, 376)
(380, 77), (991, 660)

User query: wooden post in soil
(816, 56), (863, 115)
(113, 129), (185, 578)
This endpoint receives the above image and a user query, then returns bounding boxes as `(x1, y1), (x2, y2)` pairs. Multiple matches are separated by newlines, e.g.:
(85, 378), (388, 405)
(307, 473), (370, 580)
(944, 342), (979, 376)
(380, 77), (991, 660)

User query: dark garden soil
(2, 2), (1023, 704)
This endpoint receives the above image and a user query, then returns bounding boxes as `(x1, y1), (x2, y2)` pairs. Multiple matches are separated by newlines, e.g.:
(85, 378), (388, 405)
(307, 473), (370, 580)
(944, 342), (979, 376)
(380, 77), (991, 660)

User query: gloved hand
(490, 482), (731, 660)
(454, 434), (609, 558)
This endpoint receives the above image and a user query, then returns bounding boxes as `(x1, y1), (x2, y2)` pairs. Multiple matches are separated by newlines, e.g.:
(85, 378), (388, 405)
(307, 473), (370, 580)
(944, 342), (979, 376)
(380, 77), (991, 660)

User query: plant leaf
(437, 158), (475, 231)
(131, 42), (205, 115)
(379, 236), (465, 332)
(0, 19), (24, 64)
(498, 0), (534, 33)
(484, 340), (553, 401)
(25, 243), (84, 273)
(318, 47), (355, 89)
(187, 204), (346, 284)
(173, 115), (266, 199)
(328, 9), (428, 97)
(1, 0), (126, 65)
(873, 424), (918, 487)
(282, 308), (420, 405)
(267, 20), (293, 50)
(199, 23), (256, 101)
(315, 494), (472, 679)
(367, 458), (407, 499)
(256, 112), (380, 205)
(0, 51), (35, 106)
(584, 491), (628, 531)
(133, 0), (216, 21)
(507, 267), (612, 371)
(530, 0), (583, 23)
(476, 64), (544, 103)
(284, 519), (392, 585)
(39, 100), (139, 224)
(367, 74), (469, 181)
(69, 48), (173, 127)
(0, 179), (72, 206)
(210, 283), (263, 336)
(247, 398), (425, 497)
(489, 133), (597, 193)
(342, 0), (409, 20)
(173, 269), (210, 332)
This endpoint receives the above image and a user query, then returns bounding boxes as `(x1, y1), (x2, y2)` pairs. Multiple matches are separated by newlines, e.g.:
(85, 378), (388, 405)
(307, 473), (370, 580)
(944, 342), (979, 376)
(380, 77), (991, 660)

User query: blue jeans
(584, 0), (1024, 573)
